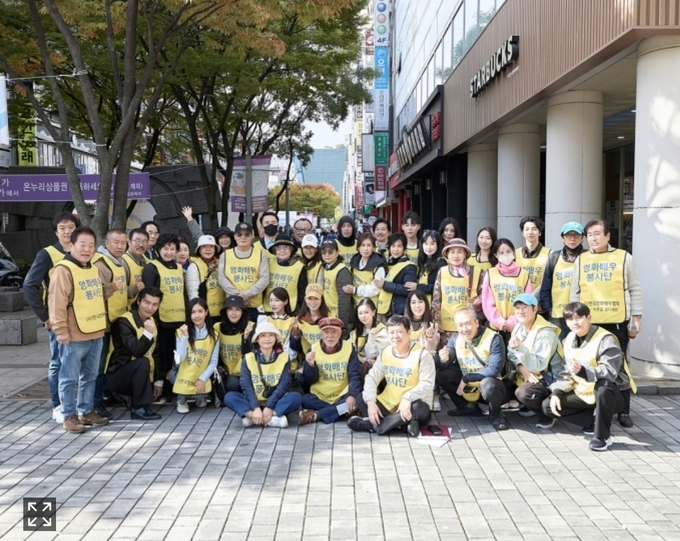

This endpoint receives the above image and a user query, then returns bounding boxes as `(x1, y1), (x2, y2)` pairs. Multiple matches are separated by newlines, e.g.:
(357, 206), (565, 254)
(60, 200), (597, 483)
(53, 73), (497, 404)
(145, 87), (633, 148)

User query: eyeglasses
(563, 233), (582, 239)
(130, 238), (148, 244)
(235, 232), (251, 238)
(320, 249), (336, 255)
(294, 227), (311, 233)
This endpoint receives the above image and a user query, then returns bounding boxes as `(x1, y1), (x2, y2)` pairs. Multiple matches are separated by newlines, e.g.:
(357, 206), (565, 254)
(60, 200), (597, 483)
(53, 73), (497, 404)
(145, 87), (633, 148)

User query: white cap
(301, 234), (319, 248)
(252, 321), (282, 343)
(196, 235), (218, 250)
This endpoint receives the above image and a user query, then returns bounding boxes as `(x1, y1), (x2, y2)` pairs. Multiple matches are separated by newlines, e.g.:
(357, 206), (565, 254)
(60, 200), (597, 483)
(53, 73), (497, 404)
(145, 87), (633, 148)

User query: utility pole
(245, 149), (252, 219)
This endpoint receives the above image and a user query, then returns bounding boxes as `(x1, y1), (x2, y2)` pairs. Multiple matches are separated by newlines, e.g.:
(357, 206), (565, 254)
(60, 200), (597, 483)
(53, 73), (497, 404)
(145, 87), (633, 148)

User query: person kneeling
(224, 322), (301, 427)
(348, 315), (434, 437)
(299, 317), (362, 425)
(542, 302), (630, 452)
(106, 287), (164, 420)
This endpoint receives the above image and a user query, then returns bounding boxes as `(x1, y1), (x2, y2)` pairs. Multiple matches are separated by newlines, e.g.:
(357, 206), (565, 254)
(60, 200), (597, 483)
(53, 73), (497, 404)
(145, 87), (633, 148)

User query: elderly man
(348, 315), (434, 437)
(435, 308), (509, 430)
(122, 228), (149, 309)
(293, 218), (314, 248)
(141, 220), (159, 260)
(106, 287), (163, 421)
(48, 226), (108, 434)
(372, 218), (391, 258)
(298, 317), (362, 425)
(542, 302), (629, 452)
(508, 293), (565, 427)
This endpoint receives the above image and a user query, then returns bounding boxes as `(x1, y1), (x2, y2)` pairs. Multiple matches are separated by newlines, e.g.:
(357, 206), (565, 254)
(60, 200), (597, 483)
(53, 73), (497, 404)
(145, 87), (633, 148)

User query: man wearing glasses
(293, 218), (314, 249)
(122, 228), (149, 310)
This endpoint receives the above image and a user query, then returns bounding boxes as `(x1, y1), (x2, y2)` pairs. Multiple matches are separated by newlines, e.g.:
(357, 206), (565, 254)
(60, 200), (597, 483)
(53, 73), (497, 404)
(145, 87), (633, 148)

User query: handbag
(255, 359), (275, 399)
(211, 365), (230, 403)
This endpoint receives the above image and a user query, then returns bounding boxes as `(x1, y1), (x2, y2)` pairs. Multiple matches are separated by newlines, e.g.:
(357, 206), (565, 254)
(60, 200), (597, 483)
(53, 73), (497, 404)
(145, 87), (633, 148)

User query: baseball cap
(560, 222), (584, 236)
(513, 293), (538, 307)
(320, 239), (338, 251)
(234, 222), (253, 235)
(301, 234), (319, 248)
(196, 235), (218, 250)
(305, 283), (323, 299)
(224, 295), (246, 310)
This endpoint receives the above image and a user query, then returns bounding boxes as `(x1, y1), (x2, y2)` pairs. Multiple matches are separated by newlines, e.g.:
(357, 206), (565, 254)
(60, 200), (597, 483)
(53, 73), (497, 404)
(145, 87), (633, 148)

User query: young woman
(301, 234), (324, 285)
(438, 218), (461, 245)
(260, 288), (294, 355)
(350, 298), (389, 378)
(216, 295), (255, 396)
(142, 233), (187, 399)
(432, 239), (481, 342)
(289, 283), (329, 356)
(336, 215), (358, 266)
(481, 238), (532, 337)
(223, 322), (302, 428)
(264, 235), (307, 314)
(319, 239), (352, 323)
(176, 236), (192, 272)
(404, 290), (438, 348)
(405, 230), (446, 305)
(185, 235), (224, 319)
(344, 233), (386, 307)
(213, 226), (234, 252)
(173, 298), (218, 413)
(374, 233), (417, 319)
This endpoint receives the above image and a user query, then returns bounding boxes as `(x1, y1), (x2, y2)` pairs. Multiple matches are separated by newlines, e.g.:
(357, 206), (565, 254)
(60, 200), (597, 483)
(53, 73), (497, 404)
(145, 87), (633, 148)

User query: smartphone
(428, 424), (443, 436)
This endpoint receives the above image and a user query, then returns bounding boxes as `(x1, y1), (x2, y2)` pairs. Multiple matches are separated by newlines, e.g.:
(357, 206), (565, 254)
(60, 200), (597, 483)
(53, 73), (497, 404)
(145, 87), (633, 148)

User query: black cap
(234, 222), (253, 234)
(269, 234), (297, 255)
(224, 295), (246, 310)
(320, 239), (338, 251)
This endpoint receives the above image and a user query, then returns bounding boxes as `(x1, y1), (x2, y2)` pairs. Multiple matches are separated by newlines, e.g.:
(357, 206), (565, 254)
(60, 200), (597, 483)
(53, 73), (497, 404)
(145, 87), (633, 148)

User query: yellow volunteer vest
(487, 267), (530, 329)
(255, 242), (277, 261)
(122, 253), (146, 309)
(377, 343), (423, 413)
(299, 320), (322, 353)
(350, 329), (368, 354)
(352, 267), (379, 304)
(106, 311), (157, 382)
(98, 255), (129, 323)
(551, 256), (576, 319)
(306, 261), (323, 285)
(310, 340), (351, 404)
(578, 250), (627, 324)
(454, 326), (498, 377)
(515, 246), (551, 290)
(563, 326), (610, 405)
(223, 248), (263, 308)
(173, 332), (215, 395)
(150, 260), (186, 323)
(264, 259), (304, 312)
(467, 254), (491, 295)
(377, 261), (415, 315)
(323, 263), (345, 317)
(42, 245), (67, 302)
(410, 326), (423, 342)
(54, 259), (107, 334)
(514, 316), (564, 384)
(192, 257), (226, 317)
(244, 351), (289, 403)
(337, 240), (357, 267)
(439, 267), (479, 332)
(405, 246), (419, 264)
(215, 323), (243, 375)
(418, 269), (433, 305)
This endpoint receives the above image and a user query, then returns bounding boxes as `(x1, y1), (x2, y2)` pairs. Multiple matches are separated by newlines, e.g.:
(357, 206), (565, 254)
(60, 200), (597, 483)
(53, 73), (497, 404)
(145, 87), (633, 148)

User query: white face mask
(498, 254), (514, 266)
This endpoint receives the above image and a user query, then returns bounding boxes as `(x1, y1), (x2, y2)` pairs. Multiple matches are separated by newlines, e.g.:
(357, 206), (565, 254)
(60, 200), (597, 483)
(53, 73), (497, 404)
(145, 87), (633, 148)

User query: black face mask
(264, 224), (278, 236)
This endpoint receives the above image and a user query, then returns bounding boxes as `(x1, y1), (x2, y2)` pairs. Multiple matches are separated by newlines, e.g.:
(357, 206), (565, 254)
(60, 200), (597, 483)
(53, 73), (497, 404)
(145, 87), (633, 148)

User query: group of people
(23, 207), (642, 451)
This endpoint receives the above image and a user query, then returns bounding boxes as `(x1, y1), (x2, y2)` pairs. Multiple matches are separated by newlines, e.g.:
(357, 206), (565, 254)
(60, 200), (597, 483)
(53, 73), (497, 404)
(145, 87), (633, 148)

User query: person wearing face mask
(515, 216), (552, 309)
(482, 238), (532, 339)
(344, 232), (386, 308)
(255, 211), (281, 261)
(263, 235), (307, 314)
(336, 216), (358, 266)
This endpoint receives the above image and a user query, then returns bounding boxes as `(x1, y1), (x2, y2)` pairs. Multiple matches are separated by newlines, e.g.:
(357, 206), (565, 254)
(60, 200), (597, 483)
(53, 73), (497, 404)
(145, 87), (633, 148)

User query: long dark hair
(268, 287), (293, 317)
(492, 238), (516, 266)
(404, 290), (433, 329)
(475, 227), (498, 265)
(438, 218), (461, 241)
(219, 304), (249, 335)
(417, 230), (443, 276)
(301, 244), (322, 268)
(354, 298), (378, 338)
(297, 295), (330, 322)
(187, 298), (216, 348)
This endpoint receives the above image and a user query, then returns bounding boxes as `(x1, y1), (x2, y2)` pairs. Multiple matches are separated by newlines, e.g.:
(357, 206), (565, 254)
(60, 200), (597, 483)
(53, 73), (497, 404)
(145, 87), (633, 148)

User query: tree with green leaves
(268, 184), (340, 220)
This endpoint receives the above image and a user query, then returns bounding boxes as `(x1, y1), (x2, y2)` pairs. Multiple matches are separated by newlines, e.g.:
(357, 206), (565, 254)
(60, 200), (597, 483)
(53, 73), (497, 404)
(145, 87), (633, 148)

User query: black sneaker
(131, 406), (161, 421)
(518, 406), (536, 417)
(618, 413), (634, 428)
(490, 415), (509, 431)
(407, 419), (420, 438)
(589, 436), (613, 451)
(94, 403), (112, 419)
(582, 424), (595, 436)
(447, 404), (484, 417)
(347, 416), (375, 433)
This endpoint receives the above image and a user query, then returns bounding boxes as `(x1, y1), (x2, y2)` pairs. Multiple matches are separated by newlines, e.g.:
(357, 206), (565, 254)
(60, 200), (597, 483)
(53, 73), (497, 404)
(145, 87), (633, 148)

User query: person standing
(570, 219), (641, 428)
(122, 228), (149, 309)
(515, 216), (552, 306)
(344, 233), (386, 308)
(292, 218), (314, 249)
(372, 218), (391, 258)
(374, 233), (417, 319)
(23, 212), (80, 424)
(48, 226), (109, 434)
(401, 211), (421, 264)
(336, 216), (358, 266)
(319, 239), (352, 324)
(185, 235), (225, 319)
(300, 234), (324, 285)
(141, 220), (160, 260)
(264, 235), (307, 314)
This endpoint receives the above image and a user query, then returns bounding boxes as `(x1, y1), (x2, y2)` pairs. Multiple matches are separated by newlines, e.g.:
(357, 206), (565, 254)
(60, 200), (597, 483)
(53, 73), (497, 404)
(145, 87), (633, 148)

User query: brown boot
(63, 414), (87, 434)
(79, 410), (109, 427)
(299, 409), (318, 425)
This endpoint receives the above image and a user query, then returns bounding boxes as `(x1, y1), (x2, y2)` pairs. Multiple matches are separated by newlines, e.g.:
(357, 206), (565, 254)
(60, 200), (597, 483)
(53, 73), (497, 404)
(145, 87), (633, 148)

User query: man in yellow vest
(435, 308), (509, 430)
(508, 293), (565, 427)
(121, 228), (149, 308)
(570, 219), (642, 429)
(540, 222), (585, 339)
(542, 302), (629, 451)
(24, 212), (80, 424)
(401, 211), (421, 264)
(515, 216), (552, 309)
(298, 317), (362, 425)
(348, 315), (435, 436)
(48, 226), (109, 434)
(319, 239), (352, 326)
(218, 222), (269, 322)
(105, 287), (163, 421)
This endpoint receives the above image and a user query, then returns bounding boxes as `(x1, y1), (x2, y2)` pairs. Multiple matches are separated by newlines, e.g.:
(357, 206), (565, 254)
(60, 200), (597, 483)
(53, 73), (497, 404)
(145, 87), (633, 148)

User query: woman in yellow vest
(186, 235), (225, 319)
(481, 238), (531, 340)
(405, 230), (446, 306)
(344, 232), (386, 308)
(319, 239), (352, 324)
(177, 236), (192, 272)
(336, 215), (358, 267)
(437, 217), (461, 246)
(259, 288), (295, 360)
(142, 233), (188, 398)
(215, 295), (255, 397)
(301, 234), (324, 285)
(374, 233), (417, 319)
(264, 235), (307, 314)
(350, 298), (389, 379)
(223, 322), (302, 428)
(173, 298), (218, 413)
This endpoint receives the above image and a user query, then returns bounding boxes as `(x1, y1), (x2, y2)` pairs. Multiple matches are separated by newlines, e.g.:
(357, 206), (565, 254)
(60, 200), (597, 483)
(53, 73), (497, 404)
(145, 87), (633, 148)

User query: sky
(306, 118), (353, 149)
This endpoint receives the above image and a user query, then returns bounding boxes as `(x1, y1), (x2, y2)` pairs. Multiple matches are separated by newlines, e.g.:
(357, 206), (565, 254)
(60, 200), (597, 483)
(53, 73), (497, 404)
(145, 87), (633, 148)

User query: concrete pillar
(467, 144), (498, 247)
(545, 91), (603, 248)
(497, 124), (541, 246)
(630, 36), (680, 378)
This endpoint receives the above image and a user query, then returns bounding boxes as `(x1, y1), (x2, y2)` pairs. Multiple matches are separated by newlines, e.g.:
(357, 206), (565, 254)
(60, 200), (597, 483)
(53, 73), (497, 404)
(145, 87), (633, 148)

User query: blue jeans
(224, 391), (301, 418)
(58, 339), (103, 418)
(301, 393), (350, 423)
(93, 333), (111, 406)
(47, 329), (61, 408)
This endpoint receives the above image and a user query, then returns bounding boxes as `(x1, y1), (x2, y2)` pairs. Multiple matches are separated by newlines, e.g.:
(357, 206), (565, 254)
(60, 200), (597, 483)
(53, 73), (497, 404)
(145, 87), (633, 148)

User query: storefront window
(452, 6), (464, 67)
(435, 40), (444, 85)
(479, 0), (496, 30)
(442, 24), (452, 81)
(465, 0), (480, 48)
(427, 56), (434, 98)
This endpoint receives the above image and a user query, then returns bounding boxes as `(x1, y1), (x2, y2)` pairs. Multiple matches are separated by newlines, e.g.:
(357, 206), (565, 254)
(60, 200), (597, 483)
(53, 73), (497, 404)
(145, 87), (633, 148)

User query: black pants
(157, 324), (182, 379)
(355, 394), (431, 435)
(436, 363), (511, 417)
(541, 380), (624, 439)
(515, 381), (552, 421)
(599, 322), (631, 414)
(105, 358), (154, 409)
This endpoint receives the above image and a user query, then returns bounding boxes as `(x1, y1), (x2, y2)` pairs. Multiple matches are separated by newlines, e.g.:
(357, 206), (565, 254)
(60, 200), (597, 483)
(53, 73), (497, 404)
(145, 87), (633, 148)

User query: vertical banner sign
(374, 132), (389, 191)
(0, 75), (9, 146)
(17, 113), (36, 166)
(374, 1), (390, 46)
(374, 48), (389, 90)
(373, 0), (389, 132)
(229, 155), (272, 213)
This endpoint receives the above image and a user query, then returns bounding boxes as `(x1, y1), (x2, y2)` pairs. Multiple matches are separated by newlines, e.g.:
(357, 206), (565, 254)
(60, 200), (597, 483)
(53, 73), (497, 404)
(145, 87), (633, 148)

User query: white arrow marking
(42, 517), (52, 526)
(27, 502), (37, 512)
(42, 501), (52, 512)
(27, 517), (37, 527)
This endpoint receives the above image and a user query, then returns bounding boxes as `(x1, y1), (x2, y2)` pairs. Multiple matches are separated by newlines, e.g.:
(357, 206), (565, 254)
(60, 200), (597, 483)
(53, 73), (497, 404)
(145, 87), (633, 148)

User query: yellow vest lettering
(454, 327), (498, 377)
(192, 257), (226, 317)
(299, 320), (322, 353)
(439, 267), (478, 332)
(377, 344), (423, 413)
(337, 241), (357, 267)
(99, 256), (129, 322)
(245, 351), (289, 403)
(563, 326), (610, 404)
(487, 267), (530, 329)
(55, 260), (107, 334)
(578, 250), (627, 324)
(264, 260), (304, 312)
(223, 249), (263, 308)
(310, 340), (352, 404)
(122, 253), (146, 309)
(515, 246), (551, 289)
(150, 260), (186, 323)
(173, 332), (215, 395)
(551, 257), (575, 318)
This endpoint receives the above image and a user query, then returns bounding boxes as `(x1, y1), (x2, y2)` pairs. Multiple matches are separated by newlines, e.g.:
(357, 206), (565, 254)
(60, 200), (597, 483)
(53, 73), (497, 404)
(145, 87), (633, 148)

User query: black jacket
(107, 310), (159, 376)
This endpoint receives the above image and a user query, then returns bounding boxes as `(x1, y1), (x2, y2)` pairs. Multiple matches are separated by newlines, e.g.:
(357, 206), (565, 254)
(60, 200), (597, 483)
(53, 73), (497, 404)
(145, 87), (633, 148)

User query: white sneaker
(433, 395), (441, 412)
(53, 406), (64, 424)
(176, 402), (190, 414)
(267, 415), (289, 428)
(242, 417), (253, 427)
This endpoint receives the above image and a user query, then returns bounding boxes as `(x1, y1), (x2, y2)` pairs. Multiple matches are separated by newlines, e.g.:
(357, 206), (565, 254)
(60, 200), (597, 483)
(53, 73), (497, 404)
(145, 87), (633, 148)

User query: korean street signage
(374, 132), (389, 191)
(374, 47), (389, 90)
(470, 35), (519, 98)
(431, 111), (442, 142)
(374, 88), (389, 131)
(0, 173), (150, 201)
(374, 1), (389, 47)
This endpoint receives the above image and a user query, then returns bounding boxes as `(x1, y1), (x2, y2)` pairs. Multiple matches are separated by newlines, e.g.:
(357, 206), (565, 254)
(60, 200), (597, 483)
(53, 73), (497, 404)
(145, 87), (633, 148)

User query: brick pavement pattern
(1, 395), (680, 540)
